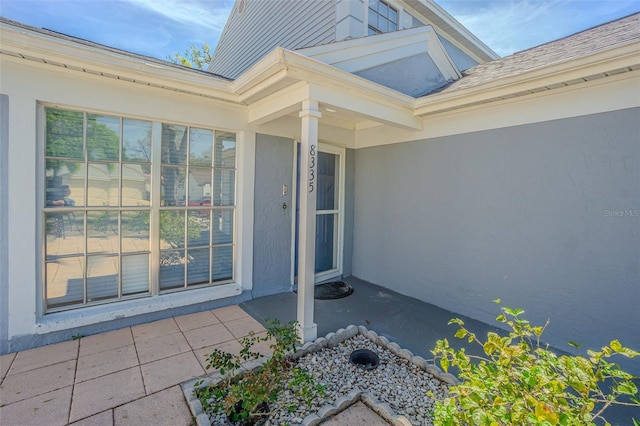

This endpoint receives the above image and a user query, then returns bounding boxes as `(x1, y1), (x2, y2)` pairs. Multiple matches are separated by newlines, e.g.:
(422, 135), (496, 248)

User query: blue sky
(1, 0), (638, 60)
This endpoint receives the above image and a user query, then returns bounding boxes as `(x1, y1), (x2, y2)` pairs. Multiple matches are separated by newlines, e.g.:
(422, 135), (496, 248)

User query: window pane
(122, 163), (151, 206)
(369, 0), (379, 12)
(46, 257), (84, 308)
(368, 27), (378, 36)
(161, 124), (187, 166)
(46, 161), (85, 207)
(123, 119), (152, 162)
(87, 211), (118, 253)
(212, 246), (233, 282)
(213, 210), (234, 245)
(161, 166), (186, 206)
(189, 128), (213, 167)
(160, 210), (185, 249)
(87, 114), (120, 161)
(188, 211), (210, 247)
(368, 9), (377, 29)
(121, 211), (150, 253)
(87, 255), (118, 301)
(160, 250), (185, 289)
(45, 212), (84, 257)
(315, 214), (336, 273)
(46, 108), (83, 159)
(122, 254), (149, 295)
(317, 152), (337, 210)
(379, 2), (388, 17)
(389, 21), (397, 31)
(379, 18), (388, 32)
(215, 131), (236, 168)
(88, 163), (119, 206)
(389, 7), (397, 23)
(188, 168), (212, 204)
(213, 169), (235, 206)
(187, 248), (210, 286)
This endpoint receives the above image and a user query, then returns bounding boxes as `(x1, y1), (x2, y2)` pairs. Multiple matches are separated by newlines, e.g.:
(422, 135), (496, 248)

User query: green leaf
(610, 340), (623, 352)
(455, 329), (468, 339)
(440, 357), (450, 373)
(568, 340), (583, 349)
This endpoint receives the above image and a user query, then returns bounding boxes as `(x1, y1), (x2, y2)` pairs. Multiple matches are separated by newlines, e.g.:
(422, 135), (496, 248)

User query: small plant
(195, 319), (324, 425)
(431, 299), (639, 425)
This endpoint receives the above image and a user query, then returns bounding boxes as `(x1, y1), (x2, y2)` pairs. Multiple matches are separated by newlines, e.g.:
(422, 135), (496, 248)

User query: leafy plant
(196, 319), (324, 425)
(431, 299), (639, 425)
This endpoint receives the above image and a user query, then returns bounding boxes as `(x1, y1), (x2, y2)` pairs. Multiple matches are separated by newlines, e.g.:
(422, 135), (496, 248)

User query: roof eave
(0, 20), (239, 104)
(414, 41), (640, 116)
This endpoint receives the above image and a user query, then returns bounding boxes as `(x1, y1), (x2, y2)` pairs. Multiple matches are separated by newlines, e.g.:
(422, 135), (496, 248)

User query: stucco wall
(253, 134), (294, 297)
(343, 148), (355, 277)
(352, 108), (640, 373)
(355, 53), (448, 97)
(0, 95), (9, 354)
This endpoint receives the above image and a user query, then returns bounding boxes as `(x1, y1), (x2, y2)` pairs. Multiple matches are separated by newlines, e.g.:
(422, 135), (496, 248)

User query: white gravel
(205, 334), (449, 425)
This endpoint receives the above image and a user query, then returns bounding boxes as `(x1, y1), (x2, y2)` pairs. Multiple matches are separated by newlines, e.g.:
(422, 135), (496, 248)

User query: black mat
(294, 281), (354, 300)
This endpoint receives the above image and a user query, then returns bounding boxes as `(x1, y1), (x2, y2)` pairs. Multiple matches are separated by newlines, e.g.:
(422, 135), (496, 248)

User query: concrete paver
(182, 322), (235, 350)
(319, 401), (391, 425)
(174, 310), (220, 331)
(0, 306), (273, 426)
(79, 328), (134, 357)
(69, 366), (145, 423)
(0, 386), (72, 426)
(75, 344), (139, 383)
(7, 340), (77, 375)
(223, 315), (266, 339)
(140, 351), (204, 394)
(135, 331), (191, 364)
(0, 359), (76, 405)
(0, 353), (15, 383)
(68, 410), (113, 426)
(113, 386), (192, 426)
(212, 305), (249, 322)
(131, 318), (180, 341)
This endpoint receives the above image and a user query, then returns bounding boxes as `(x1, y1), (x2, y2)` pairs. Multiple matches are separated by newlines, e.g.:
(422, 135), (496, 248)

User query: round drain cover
(349, 349), (380, 370)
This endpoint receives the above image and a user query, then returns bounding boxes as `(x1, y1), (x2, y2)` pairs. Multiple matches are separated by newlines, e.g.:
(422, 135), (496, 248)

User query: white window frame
(38, 103), (242, 314)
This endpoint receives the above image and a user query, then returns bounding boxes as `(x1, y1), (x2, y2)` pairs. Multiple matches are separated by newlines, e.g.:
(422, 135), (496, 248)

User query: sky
(1, 0), (638, 61)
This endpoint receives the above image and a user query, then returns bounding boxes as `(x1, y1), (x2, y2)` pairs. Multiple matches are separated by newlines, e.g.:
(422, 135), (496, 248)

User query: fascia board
(414, 42), (640, 116)
(0, 24), (238, 103)
(307, 83), (422, 131)
(232, 49), (292, 99)
(248, 81), (310, 125)
(299, 25), (460, 81)
(280, 49), (416, 109)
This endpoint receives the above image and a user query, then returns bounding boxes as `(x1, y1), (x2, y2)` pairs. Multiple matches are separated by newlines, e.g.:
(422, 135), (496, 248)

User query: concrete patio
(0, 305), (267, 426)
(1, 278), (636, 425)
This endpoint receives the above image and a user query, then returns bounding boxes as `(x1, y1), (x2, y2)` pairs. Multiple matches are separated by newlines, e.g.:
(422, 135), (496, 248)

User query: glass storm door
(294, 143), (344, 283)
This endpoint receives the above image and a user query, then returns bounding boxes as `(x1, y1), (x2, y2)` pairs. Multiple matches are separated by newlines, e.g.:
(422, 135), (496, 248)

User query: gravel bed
(204, 333), (450, 425)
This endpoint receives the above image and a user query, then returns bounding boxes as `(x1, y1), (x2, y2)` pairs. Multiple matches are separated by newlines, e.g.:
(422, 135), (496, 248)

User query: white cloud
(124, 0), (233, 32)
(438, 0), (640, 57)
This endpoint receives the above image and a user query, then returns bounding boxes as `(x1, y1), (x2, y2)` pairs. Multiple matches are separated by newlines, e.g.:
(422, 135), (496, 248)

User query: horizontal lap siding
(210, 0), (336, 79)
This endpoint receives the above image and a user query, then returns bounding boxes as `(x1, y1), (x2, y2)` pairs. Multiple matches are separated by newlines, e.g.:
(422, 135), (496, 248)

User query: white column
(297, 100), (321, 342)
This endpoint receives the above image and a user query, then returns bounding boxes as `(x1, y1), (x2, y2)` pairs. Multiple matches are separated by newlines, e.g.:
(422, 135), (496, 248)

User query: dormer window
(368, 0), (398, 35)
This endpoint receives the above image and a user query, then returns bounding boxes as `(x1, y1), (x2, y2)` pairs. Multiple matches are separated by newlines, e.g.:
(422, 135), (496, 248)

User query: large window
(43, 107), (236, 311)
(368, 0), (398, 35)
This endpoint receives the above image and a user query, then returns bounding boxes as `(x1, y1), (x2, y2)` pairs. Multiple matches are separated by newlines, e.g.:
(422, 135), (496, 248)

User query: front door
(293, 143), (345, 283)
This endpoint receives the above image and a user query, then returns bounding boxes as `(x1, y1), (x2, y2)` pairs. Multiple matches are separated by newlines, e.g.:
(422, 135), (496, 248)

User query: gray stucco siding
(355, 53), (449, 97)
(352, 108), (640, 373)
(438, 34), (479, 72)
(252, 134), (295, 297)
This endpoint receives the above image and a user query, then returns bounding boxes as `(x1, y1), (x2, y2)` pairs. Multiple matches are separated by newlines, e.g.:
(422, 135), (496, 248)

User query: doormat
(295, 281), (354, 300)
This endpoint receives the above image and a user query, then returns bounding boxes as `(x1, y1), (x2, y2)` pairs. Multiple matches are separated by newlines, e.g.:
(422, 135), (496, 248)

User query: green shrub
(195, 319), (324, 425)
(431, 300), (639, 425)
